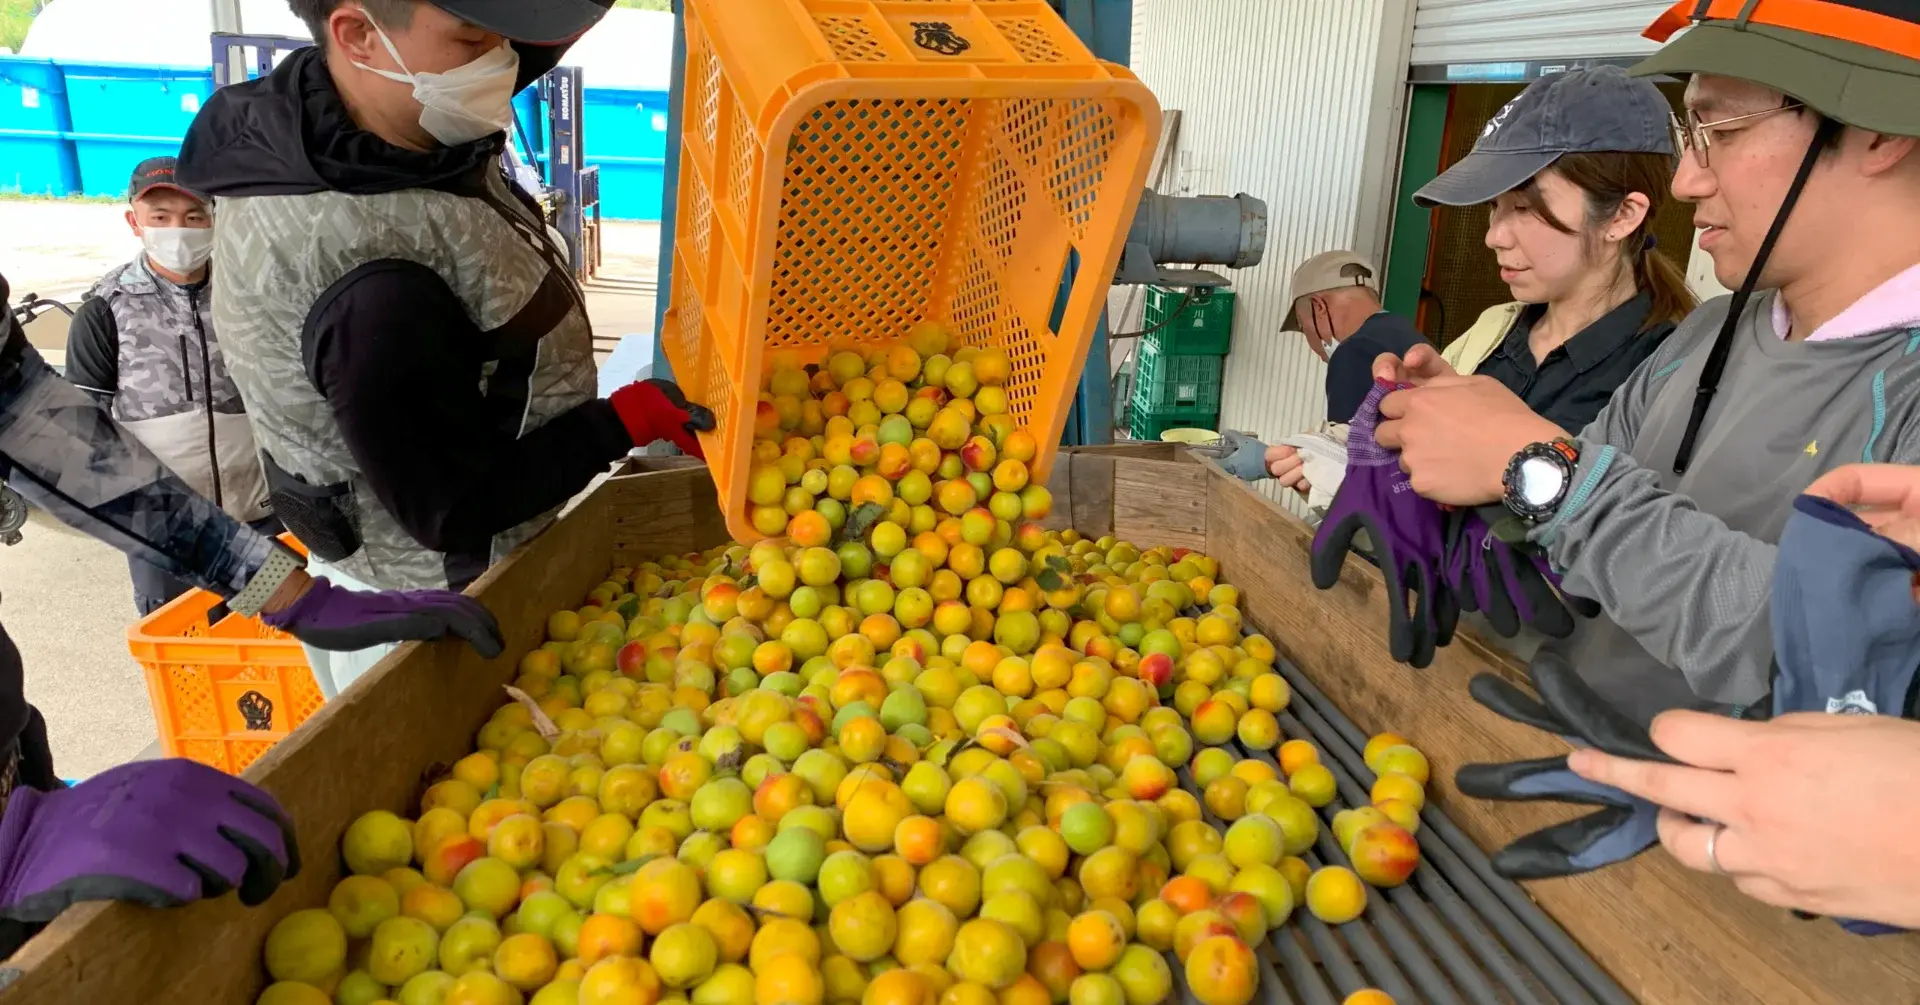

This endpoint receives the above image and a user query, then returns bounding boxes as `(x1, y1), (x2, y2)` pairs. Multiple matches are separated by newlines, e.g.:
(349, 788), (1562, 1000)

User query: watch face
(1518, 457), (1567, 508)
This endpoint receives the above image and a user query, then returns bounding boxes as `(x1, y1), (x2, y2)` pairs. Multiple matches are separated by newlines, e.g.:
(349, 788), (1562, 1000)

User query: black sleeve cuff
(62, 297), (119, 397)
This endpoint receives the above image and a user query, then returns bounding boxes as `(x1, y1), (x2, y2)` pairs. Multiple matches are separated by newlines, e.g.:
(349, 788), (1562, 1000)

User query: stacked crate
(1128, 286), (1235, 439)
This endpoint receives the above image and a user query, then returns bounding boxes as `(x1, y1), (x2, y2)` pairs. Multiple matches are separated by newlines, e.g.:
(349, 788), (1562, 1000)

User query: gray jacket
(1533, 292), (1920, 723)
(65, 257), (271, 523)
(208, 168), (597, 591)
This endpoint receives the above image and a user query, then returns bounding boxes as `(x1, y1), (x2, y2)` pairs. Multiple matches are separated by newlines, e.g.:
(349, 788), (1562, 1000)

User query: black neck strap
(1671, 118), (1842, 475)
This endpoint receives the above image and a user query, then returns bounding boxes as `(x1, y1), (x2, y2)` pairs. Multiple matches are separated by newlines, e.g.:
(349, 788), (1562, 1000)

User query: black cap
(432, 0), (614, 45)
(128, 157), (206, 204)
(1413, 66), (1673, 209)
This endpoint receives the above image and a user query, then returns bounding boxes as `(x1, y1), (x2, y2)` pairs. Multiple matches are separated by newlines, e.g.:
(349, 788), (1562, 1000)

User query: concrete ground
(0, 199), (660, 778)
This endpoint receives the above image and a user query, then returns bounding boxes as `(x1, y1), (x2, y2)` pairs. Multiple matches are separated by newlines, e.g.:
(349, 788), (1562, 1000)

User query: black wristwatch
(1502, 438), (1580, 523)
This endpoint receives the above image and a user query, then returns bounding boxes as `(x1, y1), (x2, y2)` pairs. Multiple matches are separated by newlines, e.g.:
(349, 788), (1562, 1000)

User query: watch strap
(228, 542), (307, 618)
(1486, 507), (1535, 546)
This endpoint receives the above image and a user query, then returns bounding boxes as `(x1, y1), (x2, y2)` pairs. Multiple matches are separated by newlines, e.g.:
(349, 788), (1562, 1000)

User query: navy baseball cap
(127, 157), (206, 204)
(433, 0), (614, 44)
(1414, 66), (1674, 208)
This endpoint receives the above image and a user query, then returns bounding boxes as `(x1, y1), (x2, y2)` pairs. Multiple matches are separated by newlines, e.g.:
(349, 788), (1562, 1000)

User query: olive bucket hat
(1634, 0), (1920, 136)
(1633, 0), (1920, 474)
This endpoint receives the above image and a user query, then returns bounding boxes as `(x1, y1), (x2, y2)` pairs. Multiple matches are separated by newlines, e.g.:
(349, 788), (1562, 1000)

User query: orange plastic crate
(129, 542), (322, 776)
(664, 0), (1161, 541)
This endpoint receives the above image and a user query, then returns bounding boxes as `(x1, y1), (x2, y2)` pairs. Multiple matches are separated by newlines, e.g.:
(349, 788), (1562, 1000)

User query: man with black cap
(174, 0), (713, 697)
(1372, 0), (1920, 730)
(65, 157), (279, 615)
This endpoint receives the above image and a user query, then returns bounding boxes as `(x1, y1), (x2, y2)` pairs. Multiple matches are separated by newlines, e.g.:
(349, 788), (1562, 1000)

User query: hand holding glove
(1768, 493), (1920, 935)
(1771, 494), (1920, 721)
(610, 379), (715, 458)
(1310, 380), (1456, 668)
(1443, 508), (1597, 640)
(1213, 431), (1274, 482)
(0, 759), (299, 955)
(1462, 495), (1920, 919)
(1456, 653), (1670, 879)
(263, 578), (505, 658)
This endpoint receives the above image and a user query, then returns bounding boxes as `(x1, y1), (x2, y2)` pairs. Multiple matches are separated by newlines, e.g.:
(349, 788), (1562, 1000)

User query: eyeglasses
(1670, 102), (1806, 167)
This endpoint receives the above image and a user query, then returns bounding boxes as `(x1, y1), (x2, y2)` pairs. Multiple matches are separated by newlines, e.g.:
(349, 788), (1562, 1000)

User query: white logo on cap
(1825, 690), (1879, 715)
(1484, 99), (1520, 138)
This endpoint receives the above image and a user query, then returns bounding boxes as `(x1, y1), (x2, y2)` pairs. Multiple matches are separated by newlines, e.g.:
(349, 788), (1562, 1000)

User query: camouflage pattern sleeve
(0, 338), (276, 597)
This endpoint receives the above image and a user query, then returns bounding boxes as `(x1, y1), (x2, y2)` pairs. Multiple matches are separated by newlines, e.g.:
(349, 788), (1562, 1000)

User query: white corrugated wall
(1129, 1), (1417, 508)
(1410, 0), (1674, 65)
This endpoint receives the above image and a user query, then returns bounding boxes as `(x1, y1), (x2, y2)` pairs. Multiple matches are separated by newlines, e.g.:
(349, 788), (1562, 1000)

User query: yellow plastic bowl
(1158, 427), (1221, 445)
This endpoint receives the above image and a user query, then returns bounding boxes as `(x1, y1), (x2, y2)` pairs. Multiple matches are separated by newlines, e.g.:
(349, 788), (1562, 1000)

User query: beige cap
(1282, 251), (1378, 331)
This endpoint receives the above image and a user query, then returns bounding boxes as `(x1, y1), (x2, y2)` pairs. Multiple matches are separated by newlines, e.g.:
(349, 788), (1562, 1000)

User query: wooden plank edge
(1069, 453), (1116, 539)
(1110, 456), (1208, 552)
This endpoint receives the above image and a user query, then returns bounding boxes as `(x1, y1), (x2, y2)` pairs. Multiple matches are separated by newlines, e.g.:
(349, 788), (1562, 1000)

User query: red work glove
(610, 379), (714, 458)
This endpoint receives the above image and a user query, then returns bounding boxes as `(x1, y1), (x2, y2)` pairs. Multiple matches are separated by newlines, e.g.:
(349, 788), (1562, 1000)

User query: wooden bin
(5, 447), (1915, 1004)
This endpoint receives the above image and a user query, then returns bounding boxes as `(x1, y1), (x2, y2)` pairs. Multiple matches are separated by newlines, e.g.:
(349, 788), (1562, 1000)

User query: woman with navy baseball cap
(1414, 65), (1697, 437)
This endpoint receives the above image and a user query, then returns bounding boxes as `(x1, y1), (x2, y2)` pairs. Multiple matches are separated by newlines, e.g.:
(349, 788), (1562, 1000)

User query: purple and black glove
(263, 578), (505, 658)
(1456, 653), (1666, 879)
(0, 759), (299, 955)
(1443, 507), (1597, 640)
(1310, 380), (1456, 668)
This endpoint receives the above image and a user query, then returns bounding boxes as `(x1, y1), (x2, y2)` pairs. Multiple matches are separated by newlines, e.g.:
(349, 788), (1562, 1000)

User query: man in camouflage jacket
(65, 158), (276, 615)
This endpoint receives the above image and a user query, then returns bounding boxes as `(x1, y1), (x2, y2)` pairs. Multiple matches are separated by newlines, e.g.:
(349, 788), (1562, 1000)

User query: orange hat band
(1645, 0), (1920, 60)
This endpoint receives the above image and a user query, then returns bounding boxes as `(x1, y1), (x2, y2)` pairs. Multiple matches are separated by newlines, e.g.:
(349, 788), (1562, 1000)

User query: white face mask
(354, 12), (520, 147)
(143, 227), (215, 274)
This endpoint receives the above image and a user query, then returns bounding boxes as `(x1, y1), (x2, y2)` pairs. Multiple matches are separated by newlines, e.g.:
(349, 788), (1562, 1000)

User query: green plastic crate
(1132, 341), (1224, 413)
(1128, 403), (1218, 442)
(1143, 286), (1235, 356)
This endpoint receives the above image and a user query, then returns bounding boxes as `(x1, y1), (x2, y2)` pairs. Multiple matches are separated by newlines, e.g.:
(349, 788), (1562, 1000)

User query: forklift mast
(536, 67), (603, 281)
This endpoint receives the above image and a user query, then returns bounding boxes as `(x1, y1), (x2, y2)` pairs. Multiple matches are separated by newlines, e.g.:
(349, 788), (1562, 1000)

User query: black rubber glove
(1443, 507), (1597, 640)
(1456, 653), (1671, 879)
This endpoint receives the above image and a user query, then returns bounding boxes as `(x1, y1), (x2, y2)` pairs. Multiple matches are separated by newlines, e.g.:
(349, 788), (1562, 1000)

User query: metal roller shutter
(1412, 0), (1675, 65)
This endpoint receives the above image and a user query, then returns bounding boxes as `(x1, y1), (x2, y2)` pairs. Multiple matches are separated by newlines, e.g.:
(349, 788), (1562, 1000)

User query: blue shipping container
(516, 84), (671, 221)
(0, 56), (668, 220)
(512, 88), (545, 164)
(0, 57), (80, 196)
(583, 86), (670, 222)
(59, 61), (215, 198)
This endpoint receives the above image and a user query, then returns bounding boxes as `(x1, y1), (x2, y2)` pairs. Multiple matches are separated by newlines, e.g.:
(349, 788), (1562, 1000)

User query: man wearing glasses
(1364, 0), (1920, 726)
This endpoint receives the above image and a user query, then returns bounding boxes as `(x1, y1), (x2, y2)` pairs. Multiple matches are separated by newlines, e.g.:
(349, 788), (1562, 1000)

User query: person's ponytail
(1550, 151), (1700, 331)
(1633, 237), (1697, 329)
